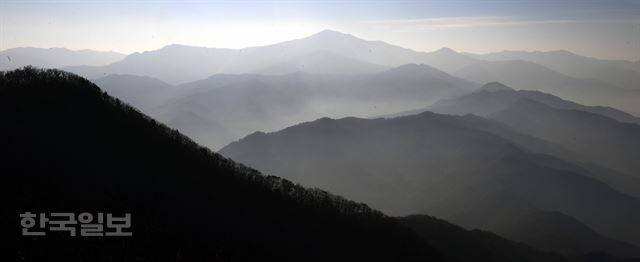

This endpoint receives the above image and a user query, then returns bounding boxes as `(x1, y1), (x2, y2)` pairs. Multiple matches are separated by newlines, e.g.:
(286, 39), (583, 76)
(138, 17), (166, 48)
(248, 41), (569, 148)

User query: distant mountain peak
(547, 49), (576, 55)
(390, 63), (437, 72)
(478, 82), (514, 92)
(434, 47), (457, 54)
(160, 43), (203, 50)
(382, 63), (451, 78)
(314, 29), (349, 35)
(309, 29), (357, 39)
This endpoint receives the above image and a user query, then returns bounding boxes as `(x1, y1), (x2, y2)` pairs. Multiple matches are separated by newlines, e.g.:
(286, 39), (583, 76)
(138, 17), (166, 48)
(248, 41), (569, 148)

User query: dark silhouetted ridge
(0, 67), (441, 261)
(221, 108), (640, 258)
(398, 215), (566, 262)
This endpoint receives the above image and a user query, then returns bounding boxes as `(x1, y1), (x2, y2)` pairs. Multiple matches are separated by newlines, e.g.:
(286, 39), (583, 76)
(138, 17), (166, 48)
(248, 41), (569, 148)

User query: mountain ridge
(220, 110), (640, 251)
(1, 67), (442, 261)
(94, 64), (475, 150)
(0, 47), (125, 71)
(63, 29), (483, 84)
(5, 67), (626, 261)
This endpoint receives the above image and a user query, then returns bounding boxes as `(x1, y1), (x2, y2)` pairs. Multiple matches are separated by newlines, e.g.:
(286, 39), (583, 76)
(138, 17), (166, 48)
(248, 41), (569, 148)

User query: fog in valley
(4, 1), (640, 261)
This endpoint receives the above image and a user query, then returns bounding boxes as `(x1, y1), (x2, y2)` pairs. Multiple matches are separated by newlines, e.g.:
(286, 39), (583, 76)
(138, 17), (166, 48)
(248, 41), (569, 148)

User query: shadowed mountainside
(221, 112), (640, 255)
(4, 67), (626, 261)
(490, 98), (640, 181)
(5, 67), (637, 262)
(386, 83), (640, 198)
(1, 67), (443, 261)
(399, 214), (640, 262)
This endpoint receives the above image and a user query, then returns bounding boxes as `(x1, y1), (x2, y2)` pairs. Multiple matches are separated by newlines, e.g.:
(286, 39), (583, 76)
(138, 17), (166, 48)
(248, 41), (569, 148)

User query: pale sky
(1, 0), (639, 61)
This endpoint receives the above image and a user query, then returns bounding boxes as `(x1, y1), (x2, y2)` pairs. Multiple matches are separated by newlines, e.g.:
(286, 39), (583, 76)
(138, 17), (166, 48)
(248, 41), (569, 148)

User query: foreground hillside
(0, 67), (442, 261)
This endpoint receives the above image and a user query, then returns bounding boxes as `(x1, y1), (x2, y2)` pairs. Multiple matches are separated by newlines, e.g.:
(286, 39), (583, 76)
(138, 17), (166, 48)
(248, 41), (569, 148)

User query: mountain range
(7, 30), (639, 114)
(5, 67), (629, 261)
(453, 60), (640, 115)
(62, 30), (483, 84)
(468, 50), (640, 90)
(54, 30), (640, 116)
(396, 82), (640, 197)
(0, 47), (125, 71)
(427, 82), (640, 125)
(94, 64), (475, 150)
(4, 29), (640, 260)
(491, 98), (640, 182)
(220, 108), (640, 257)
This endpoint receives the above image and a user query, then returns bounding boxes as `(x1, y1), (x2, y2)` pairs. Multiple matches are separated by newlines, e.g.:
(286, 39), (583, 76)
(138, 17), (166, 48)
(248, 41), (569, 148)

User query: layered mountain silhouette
(220, 111), (640, 257)
(5, 29), (640, 261)
(395, 82), (640, 198)
(400, 214), (640, 262)
(43, 30), (638, 114)
(4, 67), (621, 261)
(59, 30), (640, 115)
(256, 50), (390, 75)
(427, 82), (640, 125)
(469, 50), (640, 90)
(94, 64), (475, 149)
(0, 47), (125, 71)
(64, 30), (482, 84)
(2, 67), (442, 261)
(453, 60), (640, 115)
(490, 98), (640, 181)
(495, 211), (640, 258)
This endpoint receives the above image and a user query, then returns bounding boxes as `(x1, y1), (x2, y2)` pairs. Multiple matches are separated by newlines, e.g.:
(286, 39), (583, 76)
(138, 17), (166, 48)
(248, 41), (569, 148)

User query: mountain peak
(548, 49), (575, 55)
(383, 63), (450, 77)
(390, 63), (437, 72)
(434, 47), (457, 54)
(160, 43), (201, 50)
(310, 29), (356, 39)
(478, 82), (514, 92)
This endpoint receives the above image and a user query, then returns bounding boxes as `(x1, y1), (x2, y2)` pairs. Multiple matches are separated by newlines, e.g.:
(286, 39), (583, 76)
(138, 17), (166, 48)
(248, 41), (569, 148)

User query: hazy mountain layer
(383, 83), (640, 198)
(64, 30), (481, 84)
(12, 30), (638, 115)
(56, 30), (640, 116)
(428, 82), (640, 124)
(93, 74), (177, 111)
(0, 47), (125, 70)
(469, 50), (640, 90)
(454, 60), (640, 115)
(490, 98), (640, 181)
(220, 112), (640, 253)
(94, 64), (475, 150)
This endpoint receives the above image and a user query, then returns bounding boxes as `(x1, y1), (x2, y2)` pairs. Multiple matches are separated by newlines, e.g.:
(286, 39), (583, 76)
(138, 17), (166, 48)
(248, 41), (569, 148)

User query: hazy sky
(1, 0), (639, 60)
